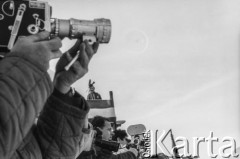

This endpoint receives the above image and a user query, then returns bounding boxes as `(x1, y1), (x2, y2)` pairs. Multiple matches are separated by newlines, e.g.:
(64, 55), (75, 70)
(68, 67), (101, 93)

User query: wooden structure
(87, 91), (124, 130)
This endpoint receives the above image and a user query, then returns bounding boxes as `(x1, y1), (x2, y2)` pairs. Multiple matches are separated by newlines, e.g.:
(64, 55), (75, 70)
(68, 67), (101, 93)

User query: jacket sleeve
(112, 151), (137, 159)
(36, 88), (90, 159)
(0, 54), (53, 159)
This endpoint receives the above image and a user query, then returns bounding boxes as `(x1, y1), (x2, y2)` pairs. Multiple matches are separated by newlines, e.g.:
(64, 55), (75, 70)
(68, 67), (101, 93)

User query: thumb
(26, 31), (50, 42)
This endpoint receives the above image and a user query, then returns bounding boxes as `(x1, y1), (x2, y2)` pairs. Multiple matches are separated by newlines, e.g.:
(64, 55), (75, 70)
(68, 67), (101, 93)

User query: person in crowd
(112, 129), (131, 154)
(0, 31), (61, 159)
(77, 116), (138, 159)
(87, 80), (102, 100)
(0, 31), (99, 159)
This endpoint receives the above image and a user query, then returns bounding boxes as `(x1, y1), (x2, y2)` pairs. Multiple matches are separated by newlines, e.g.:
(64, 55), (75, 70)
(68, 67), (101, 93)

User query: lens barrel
(51, 18), (111, 43)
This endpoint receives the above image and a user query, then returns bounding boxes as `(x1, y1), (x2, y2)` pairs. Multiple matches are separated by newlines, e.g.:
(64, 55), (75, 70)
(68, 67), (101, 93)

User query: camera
(126, 136), (145, 150)
(134, 138), (140, 145)
(0, 0), (111, 52)
(126, 143), (138, 150)
(94, 139), (120, 152)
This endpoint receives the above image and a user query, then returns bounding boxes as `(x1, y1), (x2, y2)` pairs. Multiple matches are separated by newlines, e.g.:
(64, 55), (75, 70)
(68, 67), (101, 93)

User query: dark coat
(77, 149), (137, 159)
(0, 53), (53, 158)
(0, 53), (90, 159)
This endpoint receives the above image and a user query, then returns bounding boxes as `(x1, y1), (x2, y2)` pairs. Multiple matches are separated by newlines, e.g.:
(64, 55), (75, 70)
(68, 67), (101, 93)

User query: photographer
(0, 31), (62, 159)
(77, 116), (137, 159)
(34, 38), (99, 159)
(0, 31), (99, 159)
(112, 129), (138, 156)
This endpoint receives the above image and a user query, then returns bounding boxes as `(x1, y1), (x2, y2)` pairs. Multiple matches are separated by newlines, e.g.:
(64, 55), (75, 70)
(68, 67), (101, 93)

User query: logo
(141, 130), (239, 158)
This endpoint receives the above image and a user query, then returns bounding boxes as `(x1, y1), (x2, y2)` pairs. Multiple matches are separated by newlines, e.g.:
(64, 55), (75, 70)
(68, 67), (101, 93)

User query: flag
(87, 91), (116, 123)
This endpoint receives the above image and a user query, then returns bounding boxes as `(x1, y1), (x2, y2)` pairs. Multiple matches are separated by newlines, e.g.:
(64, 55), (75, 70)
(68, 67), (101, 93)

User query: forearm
(0, 55), (53, 159)
(36, 88), (90, 158)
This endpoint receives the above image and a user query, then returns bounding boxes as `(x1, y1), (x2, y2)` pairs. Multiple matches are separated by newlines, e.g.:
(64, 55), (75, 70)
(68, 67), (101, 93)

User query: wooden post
(109, 91), (116, 130)
(109, 91), (114, 107)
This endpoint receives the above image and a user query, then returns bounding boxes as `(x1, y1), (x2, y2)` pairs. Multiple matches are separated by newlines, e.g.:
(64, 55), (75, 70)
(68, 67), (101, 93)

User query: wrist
(54, 86), (76, 98)
(55, 84), (71, 94)
(65, 87), (76, 97)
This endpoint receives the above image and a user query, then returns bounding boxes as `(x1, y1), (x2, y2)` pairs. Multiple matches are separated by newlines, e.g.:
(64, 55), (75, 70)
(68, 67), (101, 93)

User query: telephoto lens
(51, 18), (111, 43)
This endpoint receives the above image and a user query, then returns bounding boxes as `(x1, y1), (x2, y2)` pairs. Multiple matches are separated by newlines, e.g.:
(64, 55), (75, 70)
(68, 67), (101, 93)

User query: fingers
(92, 42), (99, 53)
(65, 52), (80, 71)
(55, 39), (98, 78)
(26, 31), (50, 42)
(71, 41), (97, 72)
(79, 43), (89, 68)
(42, 37), (62, 51)
(68, 39), (82, 55)
(50, 50), (62, 60)
(68, 40), (98, 64)
(71, 62), (84, 75)
(17, 36), (26, 39)
(71, 52), (86, 75)
(84, 40), (96, 60)
(65, 51), (73, 62)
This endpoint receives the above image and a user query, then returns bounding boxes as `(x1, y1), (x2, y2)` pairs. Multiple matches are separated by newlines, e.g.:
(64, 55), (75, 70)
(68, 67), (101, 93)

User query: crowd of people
(77, 116), (138, 159)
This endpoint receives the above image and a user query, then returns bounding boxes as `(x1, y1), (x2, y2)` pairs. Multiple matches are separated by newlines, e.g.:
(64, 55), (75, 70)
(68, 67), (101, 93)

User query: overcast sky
(48, 0), (240, 158)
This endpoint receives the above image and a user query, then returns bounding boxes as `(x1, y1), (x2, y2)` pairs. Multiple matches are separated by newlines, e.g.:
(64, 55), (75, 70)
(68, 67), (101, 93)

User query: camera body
(0, 0), (111, 52)
(94, 139), (120, 152)
(134, 138), (140, 145)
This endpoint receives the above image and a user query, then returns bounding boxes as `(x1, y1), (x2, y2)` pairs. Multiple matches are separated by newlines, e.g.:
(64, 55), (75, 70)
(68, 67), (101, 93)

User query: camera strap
(8, 3), (26, 50)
